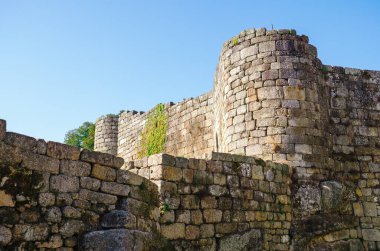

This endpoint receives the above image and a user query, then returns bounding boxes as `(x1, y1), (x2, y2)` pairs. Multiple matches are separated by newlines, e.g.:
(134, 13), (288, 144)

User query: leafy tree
(64, 122), (95, 150)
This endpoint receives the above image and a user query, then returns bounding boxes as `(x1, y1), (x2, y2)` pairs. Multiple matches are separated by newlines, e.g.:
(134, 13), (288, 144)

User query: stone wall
(115, 93), (214, 161)
(1, 117), (380, 250)
(126, 152), (292, 250)
(0, 119), (161, 250)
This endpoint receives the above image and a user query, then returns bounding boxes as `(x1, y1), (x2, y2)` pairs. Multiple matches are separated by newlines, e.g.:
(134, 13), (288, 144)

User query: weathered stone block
(283, 86), (305, 100)
(259, 41), (275, 52)
(161, 223), (185, 239)
(14, 223), (50, 241)
(63, 206), (81, 218)
(117, 170), (143, 186)
(59, 220), (85, 237)
(262, 70), (279, 81)
(101, 210), (136, 229)
(185, 225), (200, 240)
(204, 209), (223, 223)
(50, 175), (79, 193)
(92, 164), (116, 181)
(181, 195), (200, 209)
(22, 152), (60, 174)
(0, 190), (14, 207)
(47, 141), (80, 160)
(80, 177), (101, 191)
(162, 166), (182, 181)
(209, 185), (228, 197)
(0, 225), (12, 246)
(38, 193), (55, 207)
(215, 223), (238, 234)
(81, 229), (134, 251)
(81, 149), (124, 168)
(60, 160), (91, 177)
(176, 210), (191, 224)
(79, 189), (117, 204)
(44, 207), (62, 223)
(362, 228), (380, 241)
(363, 202), (377, 217)
(219, 229), (261, 251)
(101, 181), (130, 196)
(241, 45), (258, 59)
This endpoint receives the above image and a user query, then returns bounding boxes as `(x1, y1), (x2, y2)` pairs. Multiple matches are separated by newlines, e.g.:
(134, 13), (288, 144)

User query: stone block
(201, 196), (218, 209)
(181, 195), (200, 209)
(81, 229), (134, 251)
(283, 86), (305, 100)
(47, 141), (80, 160)
(50, 175), (79, 193)
(295, 144), (312, 154)
(81, 149), (124, 168)
(200, 224), (214, 238)
(60, 160), (91, 177)
(183, 169), (193, 183)
(101, 181), (130, 196)
(209, 185), (228, 197)
(22, 152), (60, 174)
(78, 189), (118, 204)
(161, 223), (185, 239)
(117, 169), (143, 186)
(162, 166), (182, 181)
(38, 193), (55, 207)
(44, 207), (62, 223)
(262, 70), (279, 81)
(185, 225), (200, 240)
(101, 210), (136, 229)
(362, 229), (380, 241)
(0, 190), (14, 207)
(363, 202), (377, 217)
(0, 226), (12, 246)
(204, 209), (222, 223)
(92, 164), (116, 181)
(59, 220), (85, 237)
(259, 41), (275, 52)
(4, 132), (46, 154)
(219, 229), (261, 251)
(241, 45), (258, 59)
(176, 210), (191, 224)
(80, 177), (101, 191)
(215, 223), (238, 234)
(14, 223), (50, 241)
(63, 206), (81, 218)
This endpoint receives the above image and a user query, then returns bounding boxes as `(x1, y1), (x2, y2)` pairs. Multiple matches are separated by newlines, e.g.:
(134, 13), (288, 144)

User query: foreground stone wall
(126, 152), (292, 250)
(0, 119), (161, 250)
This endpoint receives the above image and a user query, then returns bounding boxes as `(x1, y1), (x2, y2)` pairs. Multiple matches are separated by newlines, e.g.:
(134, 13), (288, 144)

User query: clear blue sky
(1, 1), (379, 142)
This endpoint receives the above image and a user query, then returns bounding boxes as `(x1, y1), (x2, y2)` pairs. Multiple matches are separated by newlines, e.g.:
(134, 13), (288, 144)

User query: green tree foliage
(64, 122), (95, 150)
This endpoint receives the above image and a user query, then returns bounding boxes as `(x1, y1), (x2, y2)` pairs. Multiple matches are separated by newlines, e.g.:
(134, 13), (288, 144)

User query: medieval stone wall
(0, 119), (161, 250)
(126, 152), (292, 250)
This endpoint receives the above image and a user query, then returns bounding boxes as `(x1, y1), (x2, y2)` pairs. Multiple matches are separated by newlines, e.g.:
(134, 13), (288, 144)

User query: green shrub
(138, 103), (168, 158)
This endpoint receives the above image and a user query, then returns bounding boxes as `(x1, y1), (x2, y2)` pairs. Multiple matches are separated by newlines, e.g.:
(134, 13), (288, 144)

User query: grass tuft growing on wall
(138, 103), (168, 158)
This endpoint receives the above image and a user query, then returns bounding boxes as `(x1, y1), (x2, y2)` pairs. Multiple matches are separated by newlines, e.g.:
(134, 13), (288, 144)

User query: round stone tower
(213, 28), (331, 169)
(94, 114), (119, 155)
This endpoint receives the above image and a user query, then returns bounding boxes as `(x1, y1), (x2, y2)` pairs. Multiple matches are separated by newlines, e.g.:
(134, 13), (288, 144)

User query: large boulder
(81, 229), (134, 251)
(218, 229), (261, 251)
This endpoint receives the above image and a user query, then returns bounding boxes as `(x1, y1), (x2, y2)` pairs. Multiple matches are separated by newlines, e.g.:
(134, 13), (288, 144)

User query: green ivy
(138, 103), (168, 158)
